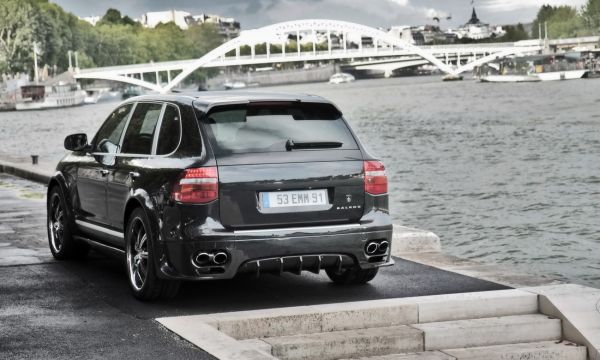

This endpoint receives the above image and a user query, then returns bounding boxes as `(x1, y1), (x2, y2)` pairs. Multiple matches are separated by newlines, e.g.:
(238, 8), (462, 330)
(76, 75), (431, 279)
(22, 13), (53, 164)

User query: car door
(106, 102), (164, 232)
(76, 103), (133, 226)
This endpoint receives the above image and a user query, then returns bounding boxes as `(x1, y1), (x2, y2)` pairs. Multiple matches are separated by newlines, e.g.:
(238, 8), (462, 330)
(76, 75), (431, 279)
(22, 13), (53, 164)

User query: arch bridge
(73, 19), (543, 92)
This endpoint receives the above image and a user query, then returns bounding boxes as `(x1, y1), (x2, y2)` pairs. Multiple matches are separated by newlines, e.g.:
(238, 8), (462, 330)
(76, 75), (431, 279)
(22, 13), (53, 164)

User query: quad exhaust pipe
(213, 252), (228, 265)
(192, 251), (229, 268)
(378, 241), (389, 253)
(366, 242), (379, 255)
(365, 240), (390, 256)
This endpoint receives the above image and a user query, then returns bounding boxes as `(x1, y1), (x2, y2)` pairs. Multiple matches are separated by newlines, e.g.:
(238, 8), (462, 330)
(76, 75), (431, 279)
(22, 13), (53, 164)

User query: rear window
(202, 102), (358, 154)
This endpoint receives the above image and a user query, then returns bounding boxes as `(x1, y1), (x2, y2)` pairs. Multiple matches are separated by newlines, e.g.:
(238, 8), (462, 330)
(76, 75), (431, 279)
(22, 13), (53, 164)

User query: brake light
(364, 160), (388, 195)
(172, 167), (218, 204)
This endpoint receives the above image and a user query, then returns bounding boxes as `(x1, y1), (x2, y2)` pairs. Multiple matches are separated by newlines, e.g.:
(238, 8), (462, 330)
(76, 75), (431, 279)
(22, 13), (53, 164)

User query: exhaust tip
(378, 241), (389, 253)
(193, 252), (211, 267)
(213, 252), (229, 265)
(365, 242), (378, 255)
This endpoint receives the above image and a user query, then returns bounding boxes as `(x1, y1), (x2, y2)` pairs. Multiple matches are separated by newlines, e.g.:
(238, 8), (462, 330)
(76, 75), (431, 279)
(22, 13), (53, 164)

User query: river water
(1, 76), (599, 287)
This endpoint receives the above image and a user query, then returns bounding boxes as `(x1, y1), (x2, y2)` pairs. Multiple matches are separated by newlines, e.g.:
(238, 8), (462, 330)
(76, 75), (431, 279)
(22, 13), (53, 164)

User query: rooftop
(127, 91), (334, 110)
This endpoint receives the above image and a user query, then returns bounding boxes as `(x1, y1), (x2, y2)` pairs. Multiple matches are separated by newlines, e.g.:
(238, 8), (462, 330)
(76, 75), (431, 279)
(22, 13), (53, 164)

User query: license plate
(261, 189), (328, 208)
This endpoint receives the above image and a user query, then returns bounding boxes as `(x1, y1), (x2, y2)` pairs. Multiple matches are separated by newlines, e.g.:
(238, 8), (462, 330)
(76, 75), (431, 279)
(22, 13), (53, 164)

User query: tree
(501, 24), (529, 41)
(532, 5), (587, 39)
(0, 0), (37, 73)
(100, 9), (123, 25)
(583, 0), (600, 33)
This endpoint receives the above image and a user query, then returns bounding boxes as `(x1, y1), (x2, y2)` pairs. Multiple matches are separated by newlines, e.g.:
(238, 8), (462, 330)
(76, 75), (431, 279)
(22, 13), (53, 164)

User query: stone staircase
(158, 289), (589, 360)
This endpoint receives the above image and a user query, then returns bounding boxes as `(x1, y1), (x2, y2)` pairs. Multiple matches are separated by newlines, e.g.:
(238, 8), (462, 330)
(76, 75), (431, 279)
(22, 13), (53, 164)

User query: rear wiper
(285, 139), (343, 151)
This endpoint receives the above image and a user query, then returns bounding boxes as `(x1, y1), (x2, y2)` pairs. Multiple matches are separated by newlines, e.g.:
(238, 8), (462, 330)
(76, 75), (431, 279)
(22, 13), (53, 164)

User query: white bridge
(74, 19), (545, 93)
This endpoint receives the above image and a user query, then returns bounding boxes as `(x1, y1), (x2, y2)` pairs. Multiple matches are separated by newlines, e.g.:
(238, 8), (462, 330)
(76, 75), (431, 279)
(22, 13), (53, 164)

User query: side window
(94, 104), (133, 153)
(121, 102), (163, 155)
(156, 104), (181, 155)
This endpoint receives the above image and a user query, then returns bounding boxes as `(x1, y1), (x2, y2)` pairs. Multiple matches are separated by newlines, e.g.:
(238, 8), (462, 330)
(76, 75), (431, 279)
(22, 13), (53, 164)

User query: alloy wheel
(48, 194), (65, 253)
(127, 217), (149, 291)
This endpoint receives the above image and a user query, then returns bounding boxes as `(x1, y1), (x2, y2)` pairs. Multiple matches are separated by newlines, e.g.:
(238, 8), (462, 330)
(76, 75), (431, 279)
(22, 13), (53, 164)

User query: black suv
(48, 92), (393, 300)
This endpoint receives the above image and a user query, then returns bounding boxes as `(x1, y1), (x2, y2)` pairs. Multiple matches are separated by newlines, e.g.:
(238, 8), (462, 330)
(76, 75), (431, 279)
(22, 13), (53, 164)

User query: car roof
(125, 91), (337, 113)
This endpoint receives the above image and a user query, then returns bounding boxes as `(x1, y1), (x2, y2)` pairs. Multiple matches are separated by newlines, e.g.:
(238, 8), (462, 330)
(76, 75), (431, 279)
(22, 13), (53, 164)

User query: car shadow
(60, 250), (508, 320)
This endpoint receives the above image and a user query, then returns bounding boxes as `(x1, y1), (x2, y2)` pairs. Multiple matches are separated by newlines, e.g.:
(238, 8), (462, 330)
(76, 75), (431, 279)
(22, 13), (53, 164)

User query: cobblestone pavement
(0, 173), (507, 359)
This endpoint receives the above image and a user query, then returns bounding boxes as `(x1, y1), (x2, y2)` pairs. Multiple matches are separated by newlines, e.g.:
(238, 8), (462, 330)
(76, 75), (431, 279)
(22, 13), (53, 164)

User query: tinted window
(204, 103), (357, 154)
(121, 102), (162, 154)
(156, 104), (181, 155)
(94, 104), (133, 153)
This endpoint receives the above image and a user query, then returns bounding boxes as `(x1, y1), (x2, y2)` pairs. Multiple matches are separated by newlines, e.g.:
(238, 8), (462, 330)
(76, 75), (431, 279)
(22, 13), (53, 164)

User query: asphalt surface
(0, 173), (508, 359)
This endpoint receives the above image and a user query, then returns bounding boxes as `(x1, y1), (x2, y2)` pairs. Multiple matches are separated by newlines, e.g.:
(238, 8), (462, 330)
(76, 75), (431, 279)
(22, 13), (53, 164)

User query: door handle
(129, 171), (140, 179)
(100, 169), (109, 176)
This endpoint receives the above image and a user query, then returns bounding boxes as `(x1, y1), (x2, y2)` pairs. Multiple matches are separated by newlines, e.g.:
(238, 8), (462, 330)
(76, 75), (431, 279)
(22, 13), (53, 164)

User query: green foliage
(583, 0), (600, 33)
(97, 8), (139, 27)
(532, 4), (588, 39)
(0, 0), (37, 73)
(500, 23), (529, 42)
(0, 0), (224, 82)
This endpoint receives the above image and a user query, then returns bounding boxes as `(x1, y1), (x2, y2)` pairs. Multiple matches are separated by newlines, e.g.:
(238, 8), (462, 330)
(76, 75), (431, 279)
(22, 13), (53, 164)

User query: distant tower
(467, 7), (480, 25)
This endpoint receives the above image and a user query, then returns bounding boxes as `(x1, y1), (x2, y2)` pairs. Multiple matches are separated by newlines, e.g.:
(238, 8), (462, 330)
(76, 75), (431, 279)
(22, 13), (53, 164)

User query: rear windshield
(201, 102), (358, 154)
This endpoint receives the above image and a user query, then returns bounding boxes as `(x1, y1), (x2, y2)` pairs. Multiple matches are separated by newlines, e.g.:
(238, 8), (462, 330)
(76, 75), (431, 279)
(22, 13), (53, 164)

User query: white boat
(536, 70), (588, 81)
(223, 81), (247, 90)
(83, 87), (110, 104)
(16, 83), (86, 110)
(480, 75), (541, 83)
(329, 73), (355, 84)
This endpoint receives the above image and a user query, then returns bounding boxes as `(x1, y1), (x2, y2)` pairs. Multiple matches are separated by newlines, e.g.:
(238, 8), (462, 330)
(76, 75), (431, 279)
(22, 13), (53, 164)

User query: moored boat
(536, 69), (588, 81)
(480, 74), (541, 83)
(16, 82), (85, 110)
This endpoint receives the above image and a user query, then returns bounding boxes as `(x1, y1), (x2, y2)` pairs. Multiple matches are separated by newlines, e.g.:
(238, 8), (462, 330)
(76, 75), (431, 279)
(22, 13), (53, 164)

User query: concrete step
(262, 325), (423, 360)
(413, 314), (561, 350)
(201, 289), (538, 340)
(347, 341), (586, 360)
(348, 351), (454, 360)
(444, 340), (587, 360)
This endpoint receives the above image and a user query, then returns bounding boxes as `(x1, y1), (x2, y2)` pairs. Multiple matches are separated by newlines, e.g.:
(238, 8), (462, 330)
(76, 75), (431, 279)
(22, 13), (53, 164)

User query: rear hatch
(198, 101), (365, 229)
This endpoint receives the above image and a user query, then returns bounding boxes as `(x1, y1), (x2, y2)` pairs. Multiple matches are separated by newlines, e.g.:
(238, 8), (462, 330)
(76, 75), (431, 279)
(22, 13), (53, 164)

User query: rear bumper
(156, 224), (393, 280)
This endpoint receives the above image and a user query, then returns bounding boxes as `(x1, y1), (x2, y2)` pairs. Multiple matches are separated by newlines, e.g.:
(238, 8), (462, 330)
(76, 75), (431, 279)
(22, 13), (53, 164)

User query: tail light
(364, 160), (388, 195)
(172, 167), (218, 204)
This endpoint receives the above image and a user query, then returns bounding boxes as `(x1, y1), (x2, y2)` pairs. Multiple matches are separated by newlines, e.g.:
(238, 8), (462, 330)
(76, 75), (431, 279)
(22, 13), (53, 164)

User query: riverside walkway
(0, 172), (508, 359)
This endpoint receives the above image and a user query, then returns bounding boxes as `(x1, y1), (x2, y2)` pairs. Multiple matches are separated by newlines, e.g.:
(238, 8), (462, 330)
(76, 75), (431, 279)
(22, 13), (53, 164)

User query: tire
(47, 186), (89, 260)
(125, 208), (180, 301)
(326, 266), (379, 285)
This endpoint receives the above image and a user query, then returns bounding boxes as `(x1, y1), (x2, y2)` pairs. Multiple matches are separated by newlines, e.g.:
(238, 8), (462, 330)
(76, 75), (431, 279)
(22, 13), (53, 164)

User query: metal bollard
(31, 155), (39, 165)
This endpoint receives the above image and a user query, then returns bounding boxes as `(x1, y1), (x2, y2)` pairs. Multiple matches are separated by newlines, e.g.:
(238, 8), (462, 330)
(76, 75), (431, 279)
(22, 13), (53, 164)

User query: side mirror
(64, 133), (88, 152)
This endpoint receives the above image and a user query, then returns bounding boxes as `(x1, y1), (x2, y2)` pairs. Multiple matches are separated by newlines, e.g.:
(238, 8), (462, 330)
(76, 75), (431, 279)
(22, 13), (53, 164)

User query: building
(446, 8), (505, 40)
(388, 25), (449, 46)
(140, 10), (192, 29)
(138, 10), (240, 40)
(190, 14), (240, 40)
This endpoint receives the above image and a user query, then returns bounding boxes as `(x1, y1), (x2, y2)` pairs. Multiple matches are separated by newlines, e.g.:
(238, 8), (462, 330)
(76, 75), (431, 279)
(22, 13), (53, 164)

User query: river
(1, 75), (599, 287)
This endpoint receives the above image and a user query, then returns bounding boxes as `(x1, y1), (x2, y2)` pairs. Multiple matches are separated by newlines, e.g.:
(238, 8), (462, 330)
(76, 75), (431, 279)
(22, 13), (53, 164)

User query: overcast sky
(51, 0), (588, 29)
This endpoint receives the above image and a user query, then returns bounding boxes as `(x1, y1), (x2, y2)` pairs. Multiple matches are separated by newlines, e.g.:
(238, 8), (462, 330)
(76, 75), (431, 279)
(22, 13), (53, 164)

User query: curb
(392, 225), (441, 254)
(0, 160), (52, 185)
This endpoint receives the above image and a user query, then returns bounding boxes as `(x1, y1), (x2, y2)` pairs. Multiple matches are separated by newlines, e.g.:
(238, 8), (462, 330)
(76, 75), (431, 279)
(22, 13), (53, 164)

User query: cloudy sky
(51, 0), (587, 29)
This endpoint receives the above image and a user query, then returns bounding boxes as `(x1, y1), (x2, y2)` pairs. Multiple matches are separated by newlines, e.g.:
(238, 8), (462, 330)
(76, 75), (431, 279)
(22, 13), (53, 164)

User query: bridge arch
(73, 19), (543, 92)
(75, 73), (163, 92)
(160, 19), (456, 93)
